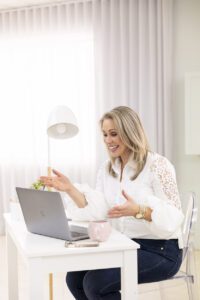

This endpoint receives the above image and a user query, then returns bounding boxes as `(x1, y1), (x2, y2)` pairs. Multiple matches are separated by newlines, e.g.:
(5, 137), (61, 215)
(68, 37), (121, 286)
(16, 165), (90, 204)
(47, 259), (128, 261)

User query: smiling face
(102, 118), (130, 165)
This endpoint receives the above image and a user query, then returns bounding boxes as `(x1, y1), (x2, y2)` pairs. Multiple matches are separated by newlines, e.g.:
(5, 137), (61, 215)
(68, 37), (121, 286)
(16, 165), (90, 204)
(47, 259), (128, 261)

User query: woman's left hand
(107, 190), (139, 218)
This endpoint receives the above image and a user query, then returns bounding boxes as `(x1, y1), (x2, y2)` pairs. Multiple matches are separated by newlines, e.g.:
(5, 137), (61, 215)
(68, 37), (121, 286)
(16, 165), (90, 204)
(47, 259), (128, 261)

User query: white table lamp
(47, 105), (79, 176)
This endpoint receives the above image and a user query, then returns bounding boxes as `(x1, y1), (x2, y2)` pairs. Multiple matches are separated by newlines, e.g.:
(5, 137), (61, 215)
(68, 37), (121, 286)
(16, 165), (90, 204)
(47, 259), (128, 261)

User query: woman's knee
(66, 272), (76, 291)
(66, 271), (87, 293)
(82, 271), (98, 298)
(82, 269), (120, 299)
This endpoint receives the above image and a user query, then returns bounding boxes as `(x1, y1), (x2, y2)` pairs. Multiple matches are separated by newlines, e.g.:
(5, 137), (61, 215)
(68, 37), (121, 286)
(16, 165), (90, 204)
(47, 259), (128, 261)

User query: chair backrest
(180, 192), (198, 259)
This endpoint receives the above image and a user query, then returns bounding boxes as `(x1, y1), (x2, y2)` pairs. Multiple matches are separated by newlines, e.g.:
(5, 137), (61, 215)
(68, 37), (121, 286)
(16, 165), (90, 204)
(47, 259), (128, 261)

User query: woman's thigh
(138, 249), (182, 283)
(135, 239), (183, 284)
(82, 248), (182, 287)
(66, 240), (182, 297)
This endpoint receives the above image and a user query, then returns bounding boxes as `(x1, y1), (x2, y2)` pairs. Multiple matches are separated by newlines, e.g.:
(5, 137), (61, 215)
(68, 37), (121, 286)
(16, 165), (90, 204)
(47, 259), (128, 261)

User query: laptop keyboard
(71, 231), (86, 238)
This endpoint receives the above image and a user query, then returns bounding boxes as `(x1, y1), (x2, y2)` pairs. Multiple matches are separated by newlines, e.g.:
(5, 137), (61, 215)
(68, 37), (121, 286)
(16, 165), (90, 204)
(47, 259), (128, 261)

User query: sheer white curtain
(0, 0), (173, 234)
(93, 0), (173, 165)
(0, 1), (96, 234)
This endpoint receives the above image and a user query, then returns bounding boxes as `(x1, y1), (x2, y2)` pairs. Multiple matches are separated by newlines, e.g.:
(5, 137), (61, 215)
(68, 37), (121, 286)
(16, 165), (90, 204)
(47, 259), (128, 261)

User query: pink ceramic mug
(88, 220), (112, 242)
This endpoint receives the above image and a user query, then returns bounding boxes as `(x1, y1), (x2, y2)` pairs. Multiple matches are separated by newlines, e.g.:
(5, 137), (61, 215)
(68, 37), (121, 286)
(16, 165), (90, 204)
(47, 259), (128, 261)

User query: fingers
(39, 176), (47, 183)
(122, 189), (128, 199)
(40, 176), (51, 182)
(107, 213), (122, 218)
(122, 190), (132, 202)
(107, 206), (125, 218)
(40, 176), (54, 186)
(107, 211), (122, 218)
(52, 169), (63, 177)
(107, 195), (135, 218)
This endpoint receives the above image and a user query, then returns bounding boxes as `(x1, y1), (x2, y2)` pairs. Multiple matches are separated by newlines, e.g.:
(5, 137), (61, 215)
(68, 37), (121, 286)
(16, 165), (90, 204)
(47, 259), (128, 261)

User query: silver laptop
(16, 187), (88, 241)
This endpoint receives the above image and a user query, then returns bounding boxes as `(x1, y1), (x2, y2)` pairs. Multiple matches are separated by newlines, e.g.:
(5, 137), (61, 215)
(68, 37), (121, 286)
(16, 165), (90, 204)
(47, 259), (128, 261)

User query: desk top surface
(4, 213), (139, 258)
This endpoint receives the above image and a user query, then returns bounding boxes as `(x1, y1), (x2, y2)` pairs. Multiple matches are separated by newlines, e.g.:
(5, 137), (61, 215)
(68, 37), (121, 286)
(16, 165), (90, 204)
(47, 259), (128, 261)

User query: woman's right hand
(40, 169), (72, 192)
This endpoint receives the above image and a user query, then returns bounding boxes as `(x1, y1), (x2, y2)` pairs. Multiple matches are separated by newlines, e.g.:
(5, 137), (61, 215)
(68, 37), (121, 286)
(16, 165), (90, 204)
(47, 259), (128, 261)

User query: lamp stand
(49, 273), (53, 300)
(47, 138), (53, 300)
(48, 164), (53, 300)
(47, 137), (52, 191)
(48, 165), (53, 300)
(48, 166), (52, 177)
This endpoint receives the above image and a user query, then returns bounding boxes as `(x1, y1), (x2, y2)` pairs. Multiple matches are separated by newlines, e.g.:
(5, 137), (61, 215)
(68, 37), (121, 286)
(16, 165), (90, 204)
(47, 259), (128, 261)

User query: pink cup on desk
(88, 220), (112, 242)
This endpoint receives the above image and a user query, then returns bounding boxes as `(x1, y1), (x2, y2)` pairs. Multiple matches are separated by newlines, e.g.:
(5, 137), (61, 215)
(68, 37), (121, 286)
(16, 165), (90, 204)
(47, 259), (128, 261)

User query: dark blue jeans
(66, 239), (182, 300)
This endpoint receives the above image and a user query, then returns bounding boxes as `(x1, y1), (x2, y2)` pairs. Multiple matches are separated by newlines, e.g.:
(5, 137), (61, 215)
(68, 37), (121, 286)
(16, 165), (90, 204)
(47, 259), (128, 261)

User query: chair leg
(186, 276), (199, 300)
(158, 281), (168, 300)
(186, 247), (199, 300)
(186, 277), (193, 300)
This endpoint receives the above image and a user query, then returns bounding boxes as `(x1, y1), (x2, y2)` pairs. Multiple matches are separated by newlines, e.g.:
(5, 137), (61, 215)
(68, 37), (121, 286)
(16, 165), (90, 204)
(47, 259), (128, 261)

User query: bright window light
(0, 33), (96, 176)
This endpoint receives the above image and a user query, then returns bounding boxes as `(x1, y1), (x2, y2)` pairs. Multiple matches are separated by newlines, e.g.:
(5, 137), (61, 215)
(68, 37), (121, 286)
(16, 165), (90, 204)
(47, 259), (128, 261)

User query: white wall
(173, 0), (200, 249)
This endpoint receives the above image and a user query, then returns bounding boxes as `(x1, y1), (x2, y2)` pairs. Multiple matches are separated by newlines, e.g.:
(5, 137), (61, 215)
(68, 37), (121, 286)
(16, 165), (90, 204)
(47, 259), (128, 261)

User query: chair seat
(171, 270), (194, 282)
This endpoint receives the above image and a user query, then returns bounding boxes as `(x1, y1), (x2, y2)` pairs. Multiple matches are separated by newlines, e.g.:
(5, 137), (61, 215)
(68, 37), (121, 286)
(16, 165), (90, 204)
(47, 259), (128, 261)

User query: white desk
(4, 213), (139, 300)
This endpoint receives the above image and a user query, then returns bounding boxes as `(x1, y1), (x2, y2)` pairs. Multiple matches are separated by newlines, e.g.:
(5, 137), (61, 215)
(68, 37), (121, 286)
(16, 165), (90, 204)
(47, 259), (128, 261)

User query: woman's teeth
(109, 145), (118, 151)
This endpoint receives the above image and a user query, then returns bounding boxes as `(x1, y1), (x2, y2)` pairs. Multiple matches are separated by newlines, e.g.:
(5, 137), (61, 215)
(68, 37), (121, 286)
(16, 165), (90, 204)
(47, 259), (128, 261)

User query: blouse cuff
(62, 183), (108, 221)
(145, 195), (184, 238)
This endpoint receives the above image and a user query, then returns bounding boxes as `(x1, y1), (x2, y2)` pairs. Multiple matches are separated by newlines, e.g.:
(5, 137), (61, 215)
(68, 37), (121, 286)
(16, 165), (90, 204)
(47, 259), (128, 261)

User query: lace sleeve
(150, 156), (181, 209)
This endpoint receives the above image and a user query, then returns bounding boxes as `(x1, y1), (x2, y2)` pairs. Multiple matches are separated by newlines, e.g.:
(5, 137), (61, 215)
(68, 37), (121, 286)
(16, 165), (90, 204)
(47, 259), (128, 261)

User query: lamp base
(48, 166), (52, 177)
(47, 166), (52, 192)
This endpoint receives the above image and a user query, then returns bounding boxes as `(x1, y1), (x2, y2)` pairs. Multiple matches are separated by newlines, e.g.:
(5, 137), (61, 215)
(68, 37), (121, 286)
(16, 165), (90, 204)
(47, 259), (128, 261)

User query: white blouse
(63, 152), (184, 248)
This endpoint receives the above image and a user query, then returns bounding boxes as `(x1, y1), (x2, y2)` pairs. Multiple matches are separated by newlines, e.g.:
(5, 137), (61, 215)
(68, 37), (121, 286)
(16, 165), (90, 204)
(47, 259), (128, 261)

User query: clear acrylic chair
(160, 192), (199, 300)
(139, 192), (199, 300)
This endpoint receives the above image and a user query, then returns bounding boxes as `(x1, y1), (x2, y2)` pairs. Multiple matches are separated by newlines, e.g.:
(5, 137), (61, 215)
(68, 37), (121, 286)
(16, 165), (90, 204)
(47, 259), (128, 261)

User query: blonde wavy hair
(100, 106), (150, 180)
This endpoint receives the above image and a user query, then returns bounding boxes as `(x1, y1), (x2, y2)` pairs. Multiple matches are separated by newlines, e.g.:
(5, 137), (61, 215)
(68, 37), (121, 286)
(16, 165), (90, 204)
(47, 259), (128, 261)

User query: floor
(0, 235), (199, 300)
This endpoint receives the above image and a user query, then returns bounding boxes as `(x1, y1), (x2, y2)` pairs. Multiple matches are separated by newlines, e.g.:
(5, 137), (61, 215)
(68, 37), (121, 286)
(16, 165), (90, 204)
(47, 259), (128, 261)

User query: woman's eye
(103, 132), (117, 137)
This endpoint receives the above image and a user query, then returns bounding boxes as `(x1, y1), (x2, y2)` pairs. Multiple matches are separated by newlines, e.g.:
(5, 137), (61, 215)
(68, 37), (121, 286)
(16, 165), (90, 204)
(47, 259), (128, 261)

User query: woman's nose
(105, 136), (112, 144)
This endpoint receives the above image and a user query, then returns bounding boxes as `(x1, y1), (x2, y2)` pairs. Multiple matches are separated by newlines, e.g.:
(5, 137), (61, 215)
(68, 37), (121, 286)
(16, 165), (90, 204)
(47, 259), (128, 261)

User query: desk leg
(6, 232), (19, 300)
(28, 258), (46, 300)
(121, 250), (138, 300)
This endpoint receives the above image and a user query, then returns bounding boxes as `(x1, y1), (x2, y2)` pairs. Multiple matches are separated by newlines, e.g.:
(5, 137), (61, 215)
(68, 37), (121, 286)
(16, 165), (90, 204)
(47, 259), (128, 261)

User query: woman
(40, 106), (184, 300)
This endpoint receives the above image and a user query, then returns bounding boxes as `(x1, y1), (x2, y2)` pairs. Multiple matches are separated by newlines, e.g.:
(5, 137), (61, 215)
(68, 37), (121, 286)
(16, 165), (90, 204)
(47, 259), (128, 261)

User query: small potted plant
(31, 180), (45, 190)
